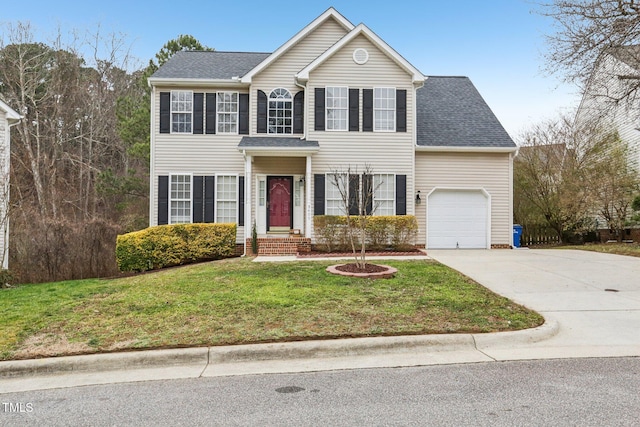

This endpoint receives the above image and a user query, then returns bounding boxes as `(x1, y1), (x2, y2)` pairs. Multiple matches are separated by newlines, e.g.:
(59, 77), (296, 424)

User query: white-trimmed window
(326, 87), (348, 131)
(268, 88), (292, 134)
(217, 92), (238, 134)
(171, 91), (193, 133)
(373, 174), (395, 216)
(374, 87), (395, 131)
(325, 173), (348, 215)
(216, 175), (237, 223)
(170, 174), (192, 223)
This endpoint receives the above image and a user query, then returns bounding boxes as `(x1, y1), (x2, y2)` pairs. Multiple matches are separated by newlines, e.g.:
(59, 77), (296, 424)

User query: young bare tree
(328, 164), (381, 269)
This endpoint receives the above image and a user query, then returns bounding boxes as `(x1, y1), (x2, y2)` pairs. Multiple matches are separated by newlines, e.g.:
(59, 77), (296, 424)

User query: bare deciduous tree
(328, 164), (381, 269)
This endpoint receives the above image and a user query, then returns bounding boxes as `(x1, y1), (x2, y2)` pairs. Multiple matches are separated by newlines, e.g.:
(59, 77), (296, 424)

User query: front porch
(239, 136), (319, 256)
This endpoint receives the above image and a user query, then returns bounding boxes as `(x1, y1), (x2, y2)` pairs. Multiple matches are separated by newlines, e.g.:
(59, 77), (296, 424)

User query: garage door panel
(427, 190), (488, 249)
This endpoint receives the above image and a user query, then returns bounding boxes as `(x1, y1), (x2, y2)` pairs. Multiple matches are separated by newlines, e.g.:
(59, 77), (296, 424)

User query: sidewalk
(2, 249), (638, 394)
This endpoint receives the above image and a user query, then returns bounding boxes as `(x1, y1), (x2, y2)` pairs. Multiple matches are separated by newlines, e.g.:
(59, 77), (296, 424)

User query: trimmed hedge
(314, 215), (418, 252)
(116, 223), (237, 272)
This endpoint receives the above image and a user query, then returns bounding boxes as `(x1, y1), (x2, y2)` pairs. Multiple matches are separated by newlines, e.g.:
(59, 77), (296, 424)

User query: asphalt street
(1, 357), (639, 426)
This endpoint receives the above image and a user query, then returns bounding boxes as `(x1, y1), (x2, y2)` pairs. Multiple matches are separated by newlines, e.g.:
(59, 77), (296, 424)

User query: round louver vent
(353, 48), (369, 65)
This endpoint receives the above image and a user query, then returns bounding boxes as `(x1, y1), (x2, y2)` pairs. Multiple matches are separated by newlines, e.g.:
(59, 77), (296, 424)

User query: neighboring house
(575, 45), (640, 170)
(0, 99), (22, 269)
(147, 7), (517, 254)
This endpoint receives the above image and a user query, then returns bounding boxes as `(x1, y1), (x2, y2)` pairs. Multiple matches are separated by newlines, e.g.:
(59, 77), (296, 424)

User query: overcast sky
(2, 0), (579, 140)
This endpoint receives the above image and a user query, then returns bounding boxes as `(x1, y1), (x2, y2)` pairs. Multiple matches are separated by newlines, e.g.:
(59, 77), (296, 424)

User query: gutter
(147, 77), (246, 88)
(415, 145), (518, 154)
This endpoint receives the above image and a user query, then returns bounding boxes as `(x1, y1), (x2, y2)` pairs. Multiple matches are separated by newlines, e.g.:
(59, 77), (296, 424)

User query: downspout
(242, 149), (248, 257)
(296, 77), (311, 238)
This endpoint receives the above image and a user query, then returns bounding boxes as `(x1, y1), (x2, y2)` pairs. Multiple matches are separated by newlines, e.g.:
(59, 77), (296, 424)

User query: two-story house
(0, 99), (22, 269)
(148, 8), (517, 254)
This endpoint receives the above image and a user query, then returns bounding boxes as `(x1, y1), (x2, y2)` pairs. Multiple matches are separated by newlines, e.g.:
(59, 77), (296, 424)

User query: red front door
(268, 177), (292, 230)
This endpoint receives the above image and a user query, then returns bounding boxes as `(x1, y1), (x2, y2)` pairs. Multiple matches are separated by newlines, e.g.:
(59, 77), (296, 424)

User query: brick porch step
(247, 237), (311, 256)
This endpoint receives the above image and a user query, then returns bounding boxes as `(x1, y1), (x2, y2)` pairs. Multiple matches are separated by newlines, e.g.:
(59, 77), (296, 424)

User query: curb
(0, 320), (558, 380)
(0, 348), (208, 379)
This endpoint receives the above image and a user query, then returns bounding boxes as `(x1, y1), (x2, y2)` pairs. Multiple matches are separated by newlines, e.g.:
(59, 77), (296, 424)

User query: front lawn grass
(0, 258), (543, 361)
(556, 243), (640, 258)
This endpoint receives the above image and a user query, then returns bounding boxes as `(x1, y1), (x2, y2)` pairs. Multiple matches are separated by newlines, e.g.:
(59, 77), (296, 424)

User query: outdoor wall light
(415, 190), (421, 205)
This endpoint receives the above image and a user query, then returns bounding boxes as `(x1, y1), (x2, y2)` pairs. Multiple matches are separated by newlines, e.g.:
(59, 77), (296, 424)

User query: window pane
(373, 88), (395, 131)
(170, 174), (191, 223)
(216, 175), (237, 223)
(268, 88), (293, 134)
(326, 87), (348, 131)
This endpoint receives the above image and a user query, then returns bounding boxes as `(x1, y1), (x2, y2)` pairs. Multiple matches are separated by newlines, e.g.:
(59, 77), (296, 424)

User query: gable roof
(0, 99), (22, 123)
(240, 7), (354, 83)
(607, 45), (640, 70)
(416, 76), (516, 151)
(149, 51), (270, 82)
(296, 23), (424, 84)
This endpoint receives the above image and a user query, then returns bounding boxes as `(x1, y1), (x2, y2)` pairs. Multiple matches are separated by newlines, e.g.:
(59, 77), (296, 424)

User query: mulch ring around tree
(326, 263), (398, 279)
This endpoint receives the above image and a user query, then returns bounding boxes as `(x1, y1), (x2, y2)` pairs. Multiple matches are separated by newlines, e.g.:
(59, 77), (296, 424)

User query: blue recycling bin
(513, 224), (523, 248)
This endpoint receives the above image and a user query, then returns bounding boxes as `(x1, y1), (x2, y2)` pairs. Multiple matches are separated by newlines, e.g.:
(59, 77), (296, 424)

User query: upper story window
(171, 91), (193, 133)
(268, 88), (292, 134)
(374, 87), (395, 132)
(326, 87), (348, 131)
(217, 92), (238, 134)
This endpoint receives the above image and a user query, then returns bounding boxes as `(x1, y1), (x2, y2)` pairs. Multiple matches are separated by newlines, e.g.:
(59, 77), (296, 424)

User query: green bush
(313, 215), (418, 252)
(116, 223), (237, 272)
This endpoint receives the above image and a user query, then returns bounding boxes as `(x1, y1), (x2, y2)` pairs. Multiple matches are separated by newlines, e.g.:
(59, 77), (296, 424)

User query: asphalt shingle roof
(238, 137), (319, 149)
(417, 76), (515, 148)
(151, 51), (271, 80)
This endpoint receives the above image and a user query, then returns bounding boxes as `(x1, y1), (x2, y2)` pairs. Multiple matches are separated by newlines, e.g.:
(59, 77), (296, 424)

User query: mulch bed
(334, 263), (390, 273)
(297, 249), (426, 258)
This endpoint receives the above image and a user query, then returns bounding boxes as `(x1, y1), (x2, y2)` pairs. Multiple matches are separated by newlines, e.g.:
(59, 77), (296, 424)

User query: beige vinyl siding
(250, 17), (348, 135)
(150, 87), (247, 242)
(307, 34), (416, 236)
(415, 152), (513, 247)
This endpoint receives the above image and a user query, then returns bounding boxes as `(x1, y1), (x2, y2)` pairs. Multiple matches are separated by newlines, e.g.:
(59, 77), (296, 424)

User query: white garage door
(427, 190), (488, 249)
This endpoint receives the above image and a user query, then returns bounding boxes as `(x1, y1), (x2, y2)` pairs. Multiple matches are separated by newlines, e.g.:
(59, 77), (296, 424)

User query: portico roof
(238, 137), (320, 156)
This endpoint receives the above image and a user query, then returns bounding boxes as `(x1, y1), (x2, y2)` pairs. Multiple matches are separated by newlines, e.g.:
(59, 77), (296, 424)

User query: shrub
(116, 223), (237, 272)
(314, 215), (417, 252)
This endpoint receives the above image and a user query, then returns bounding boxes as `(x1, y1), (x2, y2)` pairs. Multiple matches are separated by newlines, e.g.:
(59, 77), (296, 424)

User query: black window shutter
(396, 89), (407, 132)
(314, 88), (325, 131)
(239, 94), (249, 135)
(238, 176), (245, 226)
(193, 93), (204, 134)
(193, 176), (204, 222)
(293, 91), (304, 134)
(349, 88), (359, 132)
(204, 176), (215, 223)
(314, 174), (325, 215)
(257, 90), (267, 133)
(363, 174), (373, 215)
(158, 176), (169, 224)
(160, 92), (170, 134)
(396, 175), (407, 215)
(348, 175), (360, 215)
(363, 89), (373, 132)
(206, 93), (216, 134)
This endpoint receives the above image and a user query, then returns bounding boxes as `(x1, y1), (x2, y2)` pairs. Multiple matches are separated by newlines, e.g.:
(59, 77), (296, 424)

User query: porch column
(305, 155), (312, 238)
(244, 153), (252, 249)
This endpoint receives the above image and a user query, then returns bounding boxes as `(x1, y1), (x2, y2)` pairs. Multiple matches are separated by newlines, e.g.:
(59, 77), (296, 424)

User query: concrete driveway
(428, 249), (640, 360)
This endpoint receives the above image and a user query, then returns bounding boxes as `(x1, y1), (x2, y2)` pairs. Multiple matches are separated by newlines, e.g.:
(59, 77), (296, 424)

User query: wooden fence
(520, 227), (560, 246)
